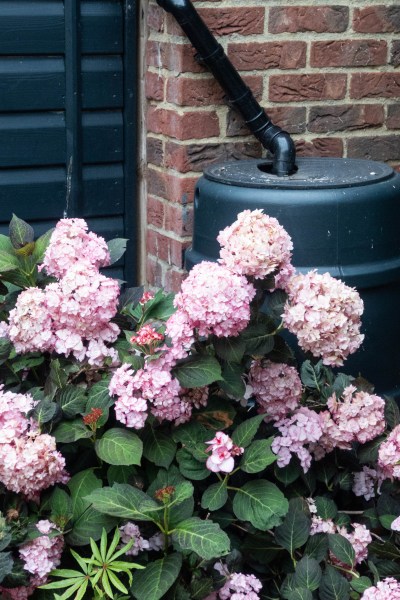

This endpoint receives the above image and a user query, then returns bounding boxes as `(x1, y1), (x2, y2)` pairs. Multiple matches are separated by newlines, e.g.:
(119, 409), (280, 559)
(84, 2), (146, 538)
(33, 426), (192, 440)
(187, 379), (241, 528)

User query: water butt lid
(204, 157), (394, 189)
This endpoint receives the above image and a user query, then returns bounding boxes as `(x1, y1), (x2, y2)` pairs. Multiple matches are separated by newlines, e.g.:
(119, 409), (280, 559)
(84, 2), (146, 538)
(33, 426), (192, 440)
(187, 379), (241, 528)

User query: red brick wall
(144, 1), (400, 291)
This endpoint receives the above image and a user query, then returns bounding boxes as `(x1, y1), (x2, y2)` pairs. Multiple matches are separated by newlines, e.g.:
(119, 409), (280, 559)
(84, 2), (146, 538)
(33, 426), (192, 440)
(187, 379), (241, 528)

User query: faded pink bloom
(218, 572), (262, 600)
(109, 364), (148, 429)
(174, 262), (256, 338)
(119, 522), (150, 556)
(361, 578), (400, 599)
(165, 309), (194, 361)
(283, 271), (364, 367)
(249, 360), (302, 422)
(131, 325), (164, 349)
(206, 432), (244, 474)
(336, 523), (372, 565)
(42, 218), (110, 278)
(310, 516), (336, 536)
(272, 407), (323, 472)
(8, 287), (54, 354)
(19, 520), (63, 579)
(353, 466), (382, 501)
(217, 209), (293, 280)
(378, 424), (400, 480)
(0, 386), (36, 444)
(391, 516), (400, 531)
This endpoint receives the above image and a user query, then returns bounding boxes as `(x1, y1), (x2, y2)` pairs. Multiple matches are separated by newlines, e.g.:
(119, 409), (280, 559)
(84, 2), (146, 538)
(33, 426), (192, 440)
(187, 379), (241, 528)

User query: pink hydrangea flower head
(8, 287), (54, 354)
(218, 572), (262, 600)
(283, 271), (364, 367)
(206, 432), (244, 473)
(42, 218), (110, 278)
(336, 523), (372, 565)
(391, 516), (400, 531)
(249, 360), (302, 422)
(119, 522), (150, 556)
(217, 209), (293, 280)
(165, 309), (194, 361)
(310, 516), (336, 536)
(0, 386), (36, 443)
(271, 407), (323, 472)
(353, 466), (382, 501)
(378, 424), (400, 480)
(19, 520), (63, 579)
(174, 262), (256, 338)
(109, 364), (148, 429)
(361, 578), (400, 599)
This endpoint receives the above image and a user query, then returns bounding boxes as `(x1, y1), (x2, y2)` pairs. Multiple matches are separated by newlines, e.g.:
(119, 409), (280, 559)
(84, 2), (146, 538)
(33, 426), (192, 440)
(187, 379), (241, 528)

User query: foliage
(0, 214), (398, 600)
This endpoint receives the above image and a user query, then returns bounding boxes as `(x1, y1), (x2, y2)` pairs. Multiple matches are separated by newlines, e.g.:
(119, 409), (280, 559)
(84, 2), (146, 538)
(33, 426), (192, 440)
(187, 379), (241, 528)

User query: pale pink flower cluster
(0, 321), (9, 338)
(217, 209), (293, 281)
(218, 572), (262, 600)
(9, 221), (120, 366)
(205, 432), (244, 473)
(283, 271), (364, 367)
(174, 262), (255, 338)
(391, 516), (400, 531)
(310, 516), (336, 535)
(164, 310), (194, 360)
(19, 520), (63, 579)
(109, 363), (149, 429)
(131, 325), (164, 348)
(249, 360), (302, 422)
(314, 386), (385, 458)
(271, 407), (323, 472)
(0, 388), (68, 499)
(119, 522), (164, 555)
(337, 523), (372, 565)
(353, 466), (381, 501)
(361, 578), (400, 600)
(41, 217), (110, 278)
(378, 425), (400, 480)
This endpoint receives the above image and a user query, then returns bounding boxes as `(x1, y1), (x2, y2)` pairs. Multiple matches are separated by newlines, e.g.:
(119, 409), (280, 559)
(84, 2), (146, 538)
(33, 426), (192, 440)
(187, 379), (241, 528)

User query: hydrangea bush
(0, 212), (399, 599)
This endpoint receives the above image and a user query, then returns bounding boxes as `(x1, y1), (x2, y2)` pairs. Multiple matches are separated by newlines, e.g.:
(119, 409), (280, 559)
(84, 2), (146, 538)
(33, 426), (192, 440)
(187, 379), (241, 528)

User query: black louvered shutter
(0, 0), (137, 283)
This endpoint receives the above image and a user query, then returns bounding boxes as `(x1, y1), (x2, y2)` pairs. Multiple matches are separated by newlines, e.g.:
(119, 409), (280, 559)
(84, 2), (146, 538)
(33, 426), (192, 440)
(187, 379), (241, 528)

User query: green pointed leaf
(190, 577), (213, 600)
(0, 250), (20, 273)
(107, 465), (137, 486)
(9, 214), (34, 248)
(358, 436), (385, 464)
(240, 438), (276, 473)
(53, 419), (93, 443)
(231, 413), (265, 448)
(328, 534), (356, 567)
(287, 590), (313, 600)
(384, 395), (400, 429)
(32, 228), (54, 263)
(30, 399), (58, 425)
(319, 565), (350, 600)
(107, 238), (128, 265)
(305, 533), (328, 562)
(172, 355), (222, 388)
(300, 360), (324, 390)
(242, 532), (281, 564)
(143, 290), (176, 321)
(293, 556), (322, 591)
(275, 510), (310, 555)
(219, 362), (246, 398)
(201, 481), (228, 511)
(86, 376), (113, 426)
(85, 483), (159, 521)
(274, 460), (302, 485)
(172, 517), (230, 560)
(58, 386), (87, 418)
(131, 553), (182, 600)
(213, 336), (246, 363)
(0, 552), (13, 584)
(176, 448), (210, 480)
(44, 359), (68, 399)
(232, 479), (288, 530)
(0, 233), (14, 253)
(315, 496), (338, 521)
(95, 428), (143, 466)
(143, 427), (177, 469)
(350, 577), (372, 593)
(241, 323), (275, 355)
(48, 487), (73, 527)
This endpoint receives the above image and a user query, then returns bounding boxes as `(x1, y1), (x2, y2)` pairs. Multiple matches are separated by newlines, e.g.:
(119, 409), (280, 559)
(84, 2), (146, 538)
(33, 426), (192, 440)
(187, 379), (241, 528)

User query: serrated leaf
(0, 551), (14, 584)
(287, 589), (313, 600)
(233, 479), (288, 530)
(212, 336), (246, 363)
(328, 534), (356, 567)
(241, 323), (275, 355)
(219, 362), (246, 398)
(85, 483), (159, 521)
(275, 510), (310, 555)
(231, 413), (265, 448)
(53, 419), (93, 443)
(350, 576), (372, 593)
(171, 517), (230, 560)
(95, 428), (143, 466)
(107, 238), (128, 265)
(176, 448), (210, 480)
(30, 399), (58, 425)
(9, 214), (34, 248)
(240, 437), (276, 473)
(300, 360), (324, 390)
(131, 554), (182, 600)
(32, 228), (54, 263)
(143, 427), (177, 469)
(358, 436), (385, 464)
(319, 565), (350, 600)
(293, 556), (322, 591)
(274, 460), (302, 485)
(305, 533), (328, 562)
(48, 487), (73, 528)
(201, 481), (228, 511)
(0, 250), (21, 273)
(58, 386), (87, 418)
(172, 355), (222, 388)
(315, 497), (338, 521)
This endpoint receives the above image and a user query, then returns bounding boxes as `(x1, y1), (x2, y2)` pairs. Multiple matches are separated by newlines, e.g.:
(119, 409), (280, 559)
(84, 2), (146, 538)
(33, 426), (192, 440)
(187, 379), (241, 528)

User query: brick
(147, 3), (164, 32)
(166, 74), (262, 107)
(165, 267), (187, 293)
(147, 230), (190, 268)
(165, 202), (194, 236)
(166, 6), (265, 36)
(147, 167), (198, 203)
(392, 41), (400, 67)
(145, 72), (164, 101)
(309, 105), (384, 133)
(348, 136), (400, 161)
(270, 74), (347, 102)
(146, 256), (163, 288)
(311, 40), (387, 68)
(269, 6), (348, 33)
(147, 137), (164, 167)
(164, 140), (262, 173)
(147, 107), (220, 140)
(296, 138), (343, 158)
(227, 106), (307, 136)
(228, 42), (306, 71)
(147, 196), (165, 229)
(353, 6), (400, 33)
(351, 73), (400, 99)
(387, 105), (400, 129)
(146, 41), (204, 73)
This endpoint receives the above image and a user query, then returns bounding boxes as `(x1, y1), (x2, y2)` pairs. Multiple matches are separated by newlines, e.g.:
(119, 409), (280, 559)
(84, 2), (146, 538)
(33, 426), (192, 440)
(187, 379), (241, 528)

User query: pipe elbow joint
(270, 131), (296, 177)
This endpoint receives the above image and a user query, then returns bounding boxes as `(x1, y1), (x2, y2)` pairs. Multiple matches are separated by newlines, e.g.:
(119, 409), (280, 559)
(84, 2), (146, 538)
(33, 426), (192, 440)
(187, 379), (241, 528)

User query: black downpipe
(156, 0), (296, 176)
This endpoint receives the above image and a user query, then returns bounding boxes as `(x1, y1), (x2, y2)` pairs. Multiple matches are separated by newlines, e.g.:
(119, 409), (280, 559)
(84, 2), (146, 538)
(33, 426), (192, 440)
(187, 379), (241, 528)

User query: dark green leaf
(319, 565), (350, 600)
(172, 355), (222, 388)
(58, 386), (87, 418)
(85, 483), (159, 521)
(293, 556), (322, 591)
(384, 395), (400, 429)
(275, 510), (310, 555)
(190, 577), (213, 600)
(131, 554), (182, 600)
(143, 427), (177, 469)
(0, 552), (13, 584)
(328, 534), (356, 567)
(201, 481), (228, 511)
(176, 449), (210, 480)
(232, 480), (288, 530)
(213, 336), (246, 363)
(287, 590), (313, 600)
(358, 436), (385, 464)
(11, 353), (44, 373)
(53, 419), (92, 443)
(219, 362), (246, 398)
(350, 577), (372, 593)
(315, 497), (338, 521)
(242, 532), (281, 564)
(241, 323), (275, 355)
(32, 228), (54, 263)
(171, 517), (230, 560)
(107, 465), (137, 486)
(274, 460), (302, 485)
(119, 286), (144, 312)
(30, 399), (58, 425)
(144, 291), (176, 321)
(368, 540), (400, 560)
(95, 428), (143, 466)
(9, 214), (34, 248)
(107, 238), (128, 265)
(0, 337), (11, 363)
(44, 359), (68, 399)
(231, 414), (265, 448)
(240, 438), (276, 473)
(305, 533), (328, 562)
(48, 487), (73, 528)
(300, 360), (325, 390)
